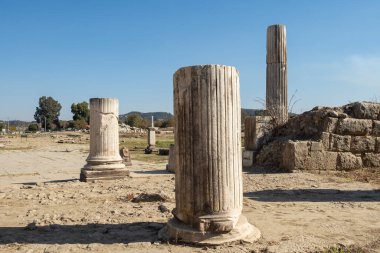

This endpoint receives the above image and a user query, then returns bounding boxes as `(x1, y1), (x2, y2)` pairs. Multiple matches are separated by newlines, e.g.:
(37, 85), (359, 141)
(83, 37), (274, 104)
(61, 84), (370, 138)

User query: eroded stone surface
(162, 64), (260, 244)
(330, 134), (351, 152)
(336, 152), (362, 170)
(336, 118), (372, 136)
(80, 98), (128, 182)
(351, 136), (376, 153)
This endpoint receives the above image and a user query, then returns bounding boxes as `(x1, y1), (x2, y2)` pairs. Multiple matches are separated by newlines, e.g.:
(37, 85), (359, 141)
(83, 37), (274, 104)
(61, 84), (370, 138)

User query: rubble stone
(343, 102), (380, 120)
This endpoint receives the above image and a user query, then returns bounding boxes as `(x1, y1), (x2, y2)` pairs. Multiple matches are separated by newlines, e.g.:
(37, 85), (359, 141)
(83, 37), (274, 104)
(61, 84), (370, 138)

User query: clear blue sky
(1, 0), (379, 121)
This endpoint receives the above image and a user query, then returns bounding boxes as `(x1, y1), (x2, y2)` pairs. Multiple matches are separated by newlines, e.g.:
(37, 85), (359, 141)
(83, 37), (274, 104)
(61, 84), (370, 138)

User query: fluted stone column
(160, 65), (260, 245)
(80, 98), (128, 182)
(266, 24), (288, 125)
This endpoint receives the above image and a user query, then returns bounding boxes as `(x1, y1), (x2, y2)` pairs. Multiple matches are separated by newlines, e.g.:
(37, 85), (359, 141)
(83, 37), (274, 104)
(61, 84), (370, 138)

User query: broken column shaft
(80, 98), (128, 182)
(160, 65), (260, 245)
(266, 24), (288, 125)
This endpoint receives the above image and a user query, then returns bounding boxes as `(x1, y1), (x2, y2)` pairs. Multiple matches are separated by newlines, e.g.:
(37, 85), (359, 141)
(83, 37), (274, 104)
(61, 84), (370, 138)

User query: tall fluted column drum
(80, 98), (128, 182)
(266, 24), (288, 125)
(160, 65), (260, 245)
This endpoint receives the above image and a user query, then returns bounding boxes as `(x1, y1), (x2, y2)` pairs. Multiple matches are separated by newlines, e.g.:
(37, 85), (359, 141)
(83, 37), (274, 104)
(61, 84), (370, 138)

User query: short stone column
(160, 65), (260, 245)
(266, 24), (288, 125)
(147, 128), (156, 149)
(80, 98), (128, 182)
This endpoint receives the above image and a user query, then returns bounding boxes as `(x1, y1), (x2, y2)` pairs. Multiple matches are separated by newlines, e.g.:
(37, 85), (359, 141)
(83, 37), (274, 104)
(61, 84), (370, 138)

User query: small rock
(158, 204), (170, 213)
(132, 193), (170, 203)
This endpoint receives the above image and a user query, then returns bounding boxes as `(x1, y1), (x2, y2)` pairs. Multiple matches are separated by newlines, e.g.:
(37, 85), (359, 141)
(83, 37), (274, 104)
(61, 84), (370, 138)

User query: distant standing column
(159, 65), (260, 245)
(80, 98), (128, 182)
(266, 24), (288, 125)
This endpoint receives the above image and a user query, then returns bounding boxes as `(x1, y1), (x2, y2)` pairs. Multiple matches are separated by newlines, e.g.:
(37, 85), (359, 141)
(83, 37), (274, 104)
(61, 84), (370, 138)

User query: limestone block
(350, 136), (376, 153)
(242, 150), (255, 167)
(320, 132), (330, 151)
(373, 120), (380, 136)
(376, 138), (380, 153)
(304, 151), (338, 171)
(336, 152), (362, 170)
(310, 141), (323, 152)
(281, 141), (308, 171)
(336, 118), (372, 136)
(330, 134), (351, 152)
(322, 117), (338, 133)
(362, 153), (380, 167)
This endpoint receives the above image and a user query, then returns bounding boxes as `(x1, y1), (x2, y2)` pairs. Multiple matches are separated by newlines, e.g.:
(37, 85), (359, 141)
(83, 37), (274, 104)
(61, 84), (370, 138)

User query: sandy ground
(0, 134), (379, 253)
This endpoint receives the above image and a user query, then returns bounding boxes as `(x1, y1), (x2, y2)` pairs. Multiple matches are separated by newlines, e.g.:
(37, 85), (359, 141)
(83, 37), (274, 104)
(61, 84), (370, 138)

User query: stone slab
(80, 168), (129, 182)
(336, 118), (372, 136)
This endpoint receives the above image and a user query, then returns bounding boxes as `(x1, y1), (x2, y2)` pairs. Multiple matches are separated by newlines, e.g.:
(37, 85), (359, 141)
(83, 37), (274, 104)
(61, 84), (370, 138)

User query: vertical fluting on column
(266, 24), (288, 125)
(160, 65), (260, 245)
(80, 98), (128, 182)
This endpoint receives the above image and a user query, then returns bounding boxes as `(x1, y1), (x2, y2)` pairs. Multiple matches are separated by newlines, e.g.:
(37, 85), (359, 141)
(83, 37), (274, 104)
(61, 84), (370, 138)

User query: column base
(80, 164), (129, 182)
(158, 215), (260, 245)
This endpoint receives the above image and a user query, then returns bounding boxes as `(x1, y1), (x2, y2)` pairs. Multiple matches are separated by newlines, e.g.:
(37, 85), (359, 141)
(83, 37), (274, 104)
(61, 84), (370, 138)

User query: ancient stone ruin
(266, 24), (288, 125)
(80, 98), (129, 182)
(160, 65), (261, 245)
(145, 118), (156, 154)
(243, 116), (271, 167)
(166, 144), (176, 173)
(252, 101), (380, 171)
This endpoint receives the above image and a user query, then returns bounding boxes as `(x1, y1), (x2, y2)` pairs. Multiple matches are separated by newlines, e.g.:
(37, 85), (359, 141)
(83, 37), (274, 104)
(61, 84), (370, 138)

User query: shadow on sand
(0, 222), (165, 244)
(244, 189), (380, 202)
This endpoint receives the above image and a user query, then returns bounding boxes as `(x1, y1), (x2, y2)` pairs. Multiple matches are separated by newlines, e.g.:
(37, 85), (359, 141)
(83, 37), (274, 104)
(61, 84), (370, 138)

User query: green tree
(71, 101), (90, 123)
(160, 117), (175, 128)
(28, 123), (39, 132)
(74, 118), (88, 130)
(125, 114), (149, 128)
(34, 96), (62, 131)
(0, 122), (4, 132)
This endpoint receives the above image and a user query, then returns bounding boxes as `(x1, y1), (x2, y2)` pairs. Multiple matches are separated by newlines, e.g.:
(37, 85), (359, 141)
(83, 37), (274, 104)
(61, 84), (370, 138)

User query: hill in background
(119, 111), (173, 122)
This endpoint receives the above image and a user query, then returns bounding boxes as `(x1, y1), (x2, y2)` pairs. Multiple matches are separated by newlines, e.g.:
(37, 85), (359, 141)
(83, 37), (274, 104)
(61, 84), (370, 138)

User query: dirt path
(0, 140), (379, 252)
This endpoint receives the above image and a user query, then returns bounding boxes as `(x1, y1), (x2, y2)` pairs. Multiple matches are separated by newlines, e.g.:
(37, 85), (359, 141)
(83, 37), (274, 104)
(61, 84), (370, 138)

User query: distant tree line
(124, 113), (174, 128)
(27, 96), (174, 132)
